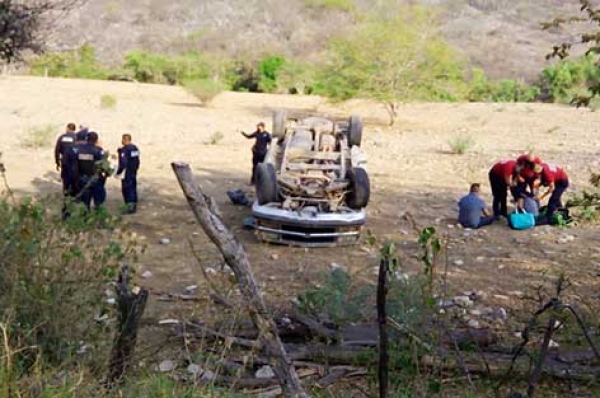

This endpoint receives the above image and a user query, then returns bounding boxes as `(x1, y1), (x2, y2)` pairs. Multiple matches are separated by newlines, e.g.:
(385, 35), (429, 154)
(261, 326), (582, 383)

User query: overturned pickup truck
(252, 110), (370, 247)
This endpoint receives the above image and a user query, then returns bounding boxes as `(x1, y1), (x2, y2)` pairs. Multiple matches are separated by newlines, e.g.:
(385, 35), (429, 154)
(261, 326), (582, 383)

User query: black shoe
(123, 203), (137, 214)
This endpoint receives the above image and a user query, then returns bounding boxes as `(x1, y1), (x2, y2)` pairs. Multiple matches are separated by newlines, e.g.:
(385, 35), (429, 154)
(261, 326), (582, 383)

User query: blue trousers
(80, 177), (106, 210)
(546, 179), (569, 221)
(121, 173), (138, 204)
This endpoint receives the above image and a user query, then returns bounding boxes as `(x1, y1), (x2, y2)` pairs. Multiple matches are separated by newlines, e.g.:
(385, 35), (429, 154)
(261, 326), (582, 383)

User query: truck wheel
(256, 163), (279, 205)
(346, 167), (370, 209)
(272, 110), (287, 139)
(347, 115), (363, 147)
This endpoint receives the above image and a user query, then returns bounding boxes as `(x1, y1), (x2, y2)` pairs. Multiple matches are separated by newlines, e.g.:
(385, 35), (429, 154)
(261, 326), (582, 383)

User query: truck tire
(256, 163), (279, 205)
(347, 115), (363, 147)
(346, 167), (370, 209)
(272, 110), (287, 139)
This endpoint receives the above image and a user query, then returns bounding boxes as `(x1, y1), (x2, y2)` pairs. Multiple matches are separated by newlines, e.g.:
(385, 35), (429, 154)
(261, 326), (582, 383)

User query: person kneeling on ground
(458, 183), (495, 229)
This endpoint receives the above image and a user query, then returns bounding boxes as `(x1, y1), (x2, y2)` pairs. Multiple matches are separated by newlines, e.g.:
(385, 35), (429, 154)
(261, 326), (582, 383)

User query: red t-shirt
(540, 163), (568, 185)
(516, 155), (543, 180)
(491, 160), (517, 179)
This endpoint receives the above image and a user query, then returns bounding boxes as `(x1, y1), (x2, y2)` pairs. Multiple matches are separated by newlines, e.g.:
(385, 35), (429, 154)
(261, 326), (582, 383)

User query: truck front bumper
(251, 203), (366, 247)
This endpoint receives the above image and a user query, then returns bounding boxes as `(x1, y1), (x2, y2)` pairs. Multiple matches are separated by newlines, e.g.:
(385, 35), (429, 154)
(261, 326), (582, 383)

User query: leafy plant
(20, 124), (57, 149)
(296, 269), (375, 325)
(184, 79), (225, 103)
(257, 55), (286, 93)
(204, 131), (224, 145)
(100, 94), (117, 109)
(30, 44), (108, 79)
(447, 134), (474, 155)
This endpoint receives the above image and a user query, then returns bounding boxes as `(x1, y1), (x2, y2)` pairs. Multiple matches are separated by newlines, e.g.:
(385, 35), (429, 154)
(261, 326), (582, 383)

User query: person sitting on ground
(458, 183), (495, 229)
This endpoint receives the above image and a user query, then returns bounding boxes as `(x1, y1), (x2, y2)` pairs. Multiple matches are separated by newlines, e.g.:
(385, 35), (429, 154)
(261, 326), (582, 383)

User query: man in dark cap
(115, 134), (140, 214)
(70, 131), (107, 210)
(241, 122), (272, 185)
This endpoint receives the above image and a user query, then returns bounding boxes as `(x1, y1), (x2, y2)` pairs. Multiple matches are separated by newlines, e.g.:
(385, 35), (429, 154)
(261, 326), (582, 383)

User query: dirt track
(1, 76), (599, 319)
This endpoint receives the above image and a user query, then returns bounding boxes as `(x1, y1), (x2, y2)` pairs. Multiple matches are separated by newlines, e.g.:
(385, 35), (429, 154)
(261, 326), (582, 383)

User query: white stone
(453, 259), (465, 266)
(187, 364), (202, 376)
(549, 339), (560, 348)
(160, 238), (171, 245)
(454, 296), (473, 307)
(141, 270), (153, 279)
(255, 365), (275, 379)
(201, 370), (216, 381)
(467, 319), (481, 329)
(271, 254), (279, 260)
(493, 294), (510, 301)
(158, 360), (176, 372)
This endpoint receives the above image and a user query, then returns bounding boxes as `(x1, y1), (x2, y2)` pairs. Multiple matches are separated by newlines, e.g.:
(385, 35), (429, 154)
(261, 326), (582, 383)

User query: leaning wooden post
(108, 265), (149, 385)
(171, 162), (309, 398)
(377, 254), (389, 398)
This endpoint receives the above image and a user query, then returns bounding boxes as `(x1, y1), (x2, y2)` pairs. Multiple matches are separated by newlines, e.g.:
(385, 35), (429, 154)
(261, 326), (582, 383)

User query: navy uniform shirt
(71, 143), (105, 180)
(54, 132), (76, 167)
(117, 144), (140, 176)
(248, 131), (272, 155)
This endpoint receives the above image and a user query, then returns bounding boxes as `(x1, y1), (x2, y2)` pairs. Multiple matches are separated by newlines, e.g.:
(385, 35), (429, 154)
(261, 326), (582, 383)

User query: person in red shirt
(535, 163), (569, 223)
(488, 159), (517, 218)
(513, 153), (543, 201)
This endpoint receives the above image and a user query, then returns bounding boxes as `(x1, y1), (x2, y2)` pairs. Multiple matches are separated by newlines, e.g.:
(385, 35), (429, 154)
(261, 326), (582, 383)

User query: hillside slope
(51, 0), (582, 81)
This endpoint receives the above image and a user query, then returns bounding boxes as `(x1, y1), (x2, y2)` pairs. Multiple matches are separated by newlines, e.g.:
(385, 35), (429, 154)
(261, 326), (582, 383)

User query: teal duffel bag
(509, 209), (536, 230)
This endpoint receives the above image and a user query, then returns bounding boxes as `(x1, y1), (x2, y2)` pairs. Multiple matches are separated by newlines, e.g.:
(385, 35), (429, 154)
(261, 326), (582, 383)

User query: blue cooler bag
(509, 209), (535, 230)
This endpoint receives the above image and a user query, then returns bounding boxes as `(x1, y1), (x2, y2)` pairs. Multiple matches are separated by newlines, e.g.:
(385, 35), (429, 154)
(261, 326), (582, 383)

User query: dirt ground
(2, 75), (599, 324)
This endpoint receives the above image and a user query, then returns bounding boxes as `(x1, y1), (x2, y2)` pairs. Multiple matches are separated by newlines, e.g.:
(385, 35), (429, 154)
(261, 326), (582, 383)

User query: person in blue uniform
(54, 123), (77, 193)
(241, 122), (272, 185)
(115, 134), (140, 214)
(70, 132), (106, 211)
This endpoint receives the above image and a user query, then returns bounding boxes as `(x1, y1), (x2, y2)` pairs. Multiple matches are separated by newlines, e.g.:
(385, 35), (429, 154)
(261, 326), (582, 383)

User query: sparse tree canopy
(0, 0), (84, 63)
(543, 0), (600, 105)
(321, 4), (464, 125)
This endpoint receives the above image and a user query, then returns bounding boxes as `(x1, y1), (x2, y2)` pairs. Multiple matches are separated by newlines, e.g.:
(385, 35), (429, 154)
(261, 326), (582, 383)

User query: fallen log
(172, 162), (309, 398)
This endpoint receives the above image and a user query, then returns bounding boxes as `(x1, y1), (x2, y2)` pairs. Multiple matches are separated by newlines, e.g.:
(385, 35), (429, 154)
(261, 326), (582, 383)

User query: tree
(0, 0), (85, 63)
(320, 4), (464, 125)
(543, 0), (600, 105)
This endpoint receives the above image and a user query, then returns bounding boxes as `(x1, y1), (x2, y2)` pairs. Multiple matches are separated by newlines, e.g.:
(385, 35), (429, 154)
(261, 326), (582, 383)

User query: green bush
(183, 79), (226, 103)
(30, 44), (107, 79)
(540, 56), (599, 102)
(257, 55), (286, 93)
(100, 94), (117, 109)
(447, 134), (474, 154)
(123, 51), (211, 85)
(304, 0), (354, 11)
(21, 124), (57, 149)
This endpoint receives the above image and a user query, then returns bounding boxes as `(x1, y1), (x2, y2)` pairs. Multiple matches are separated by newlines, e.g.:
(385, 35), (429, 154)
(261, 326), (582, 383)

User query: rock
(468, 309), (483, 316)
(495, 307), (508, 319)
(76, 344), (90, 355)
(475, 256), (485, 262)
(557, 238), (569, 244)
(498, 264), (506, 270)
(185, 285), (198, 294)
(106, 298), (116, 305)
(187, 364), (202, 376)
(269, 276), (276, 281)
(493, 294), (510, 301)
(467, 319), (481, 329)
(271, 254), (279, 260)
(160, 238), (171, 245)
(447, 224), (455, 229)
(508, 290), (524, 298)
(141, 270), (153, 279)
(454, 295), (473, 307)
(330, 262), (345, 271)
(201, 370), (216, 382)
(158, 360), (176, 372)
(255, 365), (275, 379)
(453, 259), (465, 266)
(205, 267), (217, 275)
(437, 299), (455, 309)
